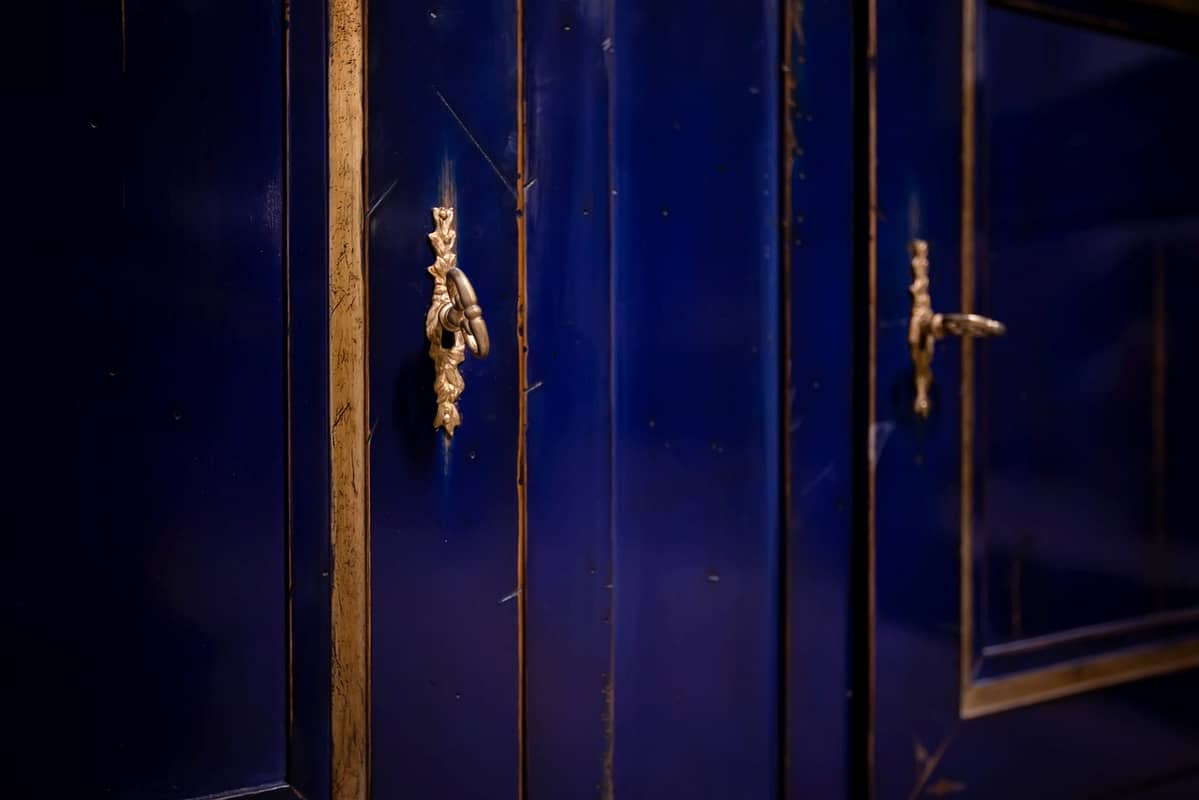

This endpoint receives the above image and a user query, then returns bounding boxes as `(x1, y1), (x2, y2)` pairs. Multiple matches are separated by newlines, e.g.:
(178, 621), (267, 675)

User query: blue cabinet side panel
(610, 2), (782, 797)
(367, 1), (521, 797)
(12, 2), (288, 798)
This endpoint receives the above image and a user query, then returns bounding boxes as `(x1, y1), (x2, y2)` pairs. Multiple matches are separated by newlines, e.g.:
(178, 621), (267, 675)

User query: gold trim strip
(329, 0), (368, 797)
(982, 608), (1199, 660)
(516, 0), (529, 793)
(962, 639), (1199, 719)
(959, 0), (978, 710)
(513, 1), (527, 800)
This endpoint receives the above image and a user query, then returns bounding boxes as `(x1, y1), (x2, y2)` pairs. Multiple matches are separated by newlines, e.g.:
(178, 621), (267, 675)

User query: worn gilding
(329, 0), (368, 797)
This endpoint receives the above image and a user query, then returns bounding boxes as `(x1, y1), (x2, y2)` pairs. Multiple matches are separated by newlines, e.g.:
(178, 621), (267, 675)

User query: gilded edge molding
(328, 0), (368, 798)
(959, 0), (978, 716)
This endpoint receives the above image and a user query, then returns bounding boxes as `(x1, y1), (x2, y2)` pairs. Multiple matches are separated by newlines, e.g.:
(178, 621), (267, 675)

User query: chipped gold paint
(909, 728), (961, 800)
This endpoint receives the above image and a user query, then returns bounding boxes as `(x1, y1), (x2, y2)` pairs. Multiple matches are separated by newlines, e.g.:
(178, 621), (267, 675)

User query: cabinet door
(873, 1), (1199, 796)
(366, 2), (522, 797)
(526, 2), (784, 797)
(365, 2), (782, 797)
(11, 1), (330, 798)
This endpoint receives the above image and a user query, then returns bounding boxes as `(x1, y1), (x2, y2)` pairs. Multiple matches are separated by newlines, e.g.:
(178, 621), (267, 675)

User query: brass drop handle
(908, 239), (1006, 419)
(441, 267), (490, 358)
(426, 207), (489, 437)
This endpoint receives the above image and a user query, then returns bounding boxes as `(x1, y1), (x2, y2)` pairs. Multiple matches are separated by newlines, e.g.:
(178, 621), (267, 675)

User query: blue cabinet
(16, 1), (1199, 797)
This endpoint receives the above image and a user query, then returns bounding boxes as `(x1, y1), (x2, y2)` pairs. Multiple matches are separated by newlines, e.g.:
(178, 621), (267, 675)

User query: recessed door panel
(609, 3), (782, 796)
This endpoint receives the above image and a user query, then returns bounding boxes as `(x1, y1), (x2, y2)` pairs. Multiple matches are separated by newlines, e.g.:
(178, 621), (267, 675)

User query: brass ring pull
(908, 239), (1006, 419)
(442, 267), (490, 358)
(426, 206), (489, 437)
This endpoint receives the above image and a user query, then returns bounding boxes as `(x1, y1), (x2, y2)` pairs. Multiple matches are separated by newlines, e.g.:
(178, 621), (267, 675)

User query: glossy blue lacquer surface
(874, 6), (967, 794)
(785, 1), (856, 798)
(874, 2), (1199, 796)
(609, 2), (781, 796)
(367, 2), (520, 797)
(13, 1), (288, 797)
(525, 2), (615, 797)
(286, 0), (333, 795)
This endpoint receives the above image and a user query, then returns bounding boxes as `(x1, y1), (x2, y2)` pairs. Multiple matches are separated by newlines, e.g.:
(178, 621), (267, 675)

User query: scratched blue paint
(524, 1), (616, 797)
(785, 1), (856, 798)
(367, 1), (521, 797)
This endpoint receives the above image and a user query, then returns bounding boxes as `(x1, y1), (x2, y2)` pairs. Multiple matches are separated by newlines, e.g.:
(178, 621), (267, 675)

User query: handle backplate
(427, 207), (489, 437)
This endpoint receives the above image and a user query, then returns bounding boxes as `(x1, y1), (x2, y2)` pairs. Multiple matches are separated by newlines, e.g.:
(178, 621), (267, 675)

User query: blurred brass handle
(908, 239), (1006, 419)
(426, 207), (489, 437)
(933, 312), (1006, 339)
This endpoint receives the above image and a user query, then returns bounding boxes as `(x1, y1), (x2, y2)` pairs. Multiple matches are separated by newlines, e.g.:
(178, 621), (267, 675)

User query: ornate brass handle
(426, 207), (489, 437)
(442, 267), (490, 358)
(908, 239), (1006, 419)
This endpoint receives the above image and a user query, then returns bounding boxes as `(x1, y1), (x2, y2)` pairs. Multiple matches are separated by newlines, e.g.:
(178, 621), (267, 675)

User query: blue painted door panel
(370, 2), (784, 797)
(524, 2), (615, 797)
(874, 2), (1199, 796)
(9, 1), (321, 798)
(366, 1), (521, 798)
(608, 2), (781, 796)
